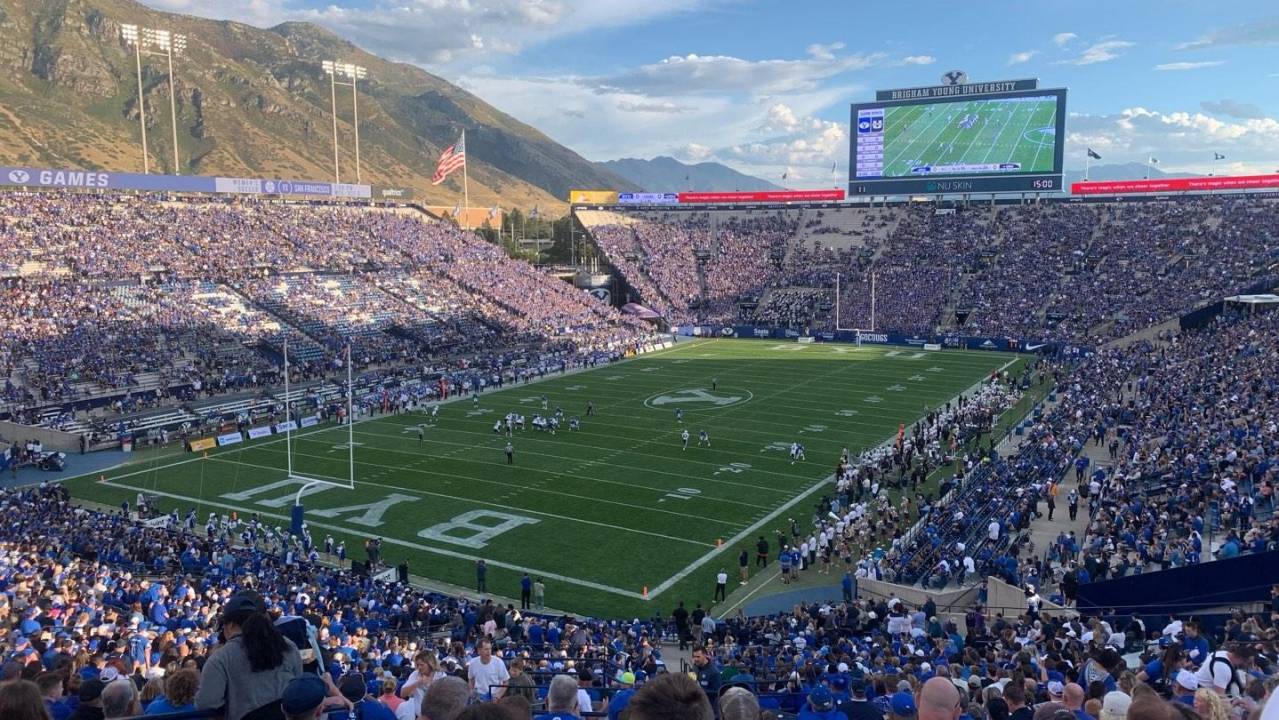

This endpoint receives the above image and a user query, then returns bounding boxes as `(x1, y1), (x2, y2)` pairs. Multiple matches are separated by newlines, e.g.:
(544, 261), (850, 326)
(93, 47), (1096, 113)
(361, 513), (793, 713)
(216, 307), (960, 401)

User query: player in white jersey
(681, 429), (690, 450)
(789, 442), (806, 464)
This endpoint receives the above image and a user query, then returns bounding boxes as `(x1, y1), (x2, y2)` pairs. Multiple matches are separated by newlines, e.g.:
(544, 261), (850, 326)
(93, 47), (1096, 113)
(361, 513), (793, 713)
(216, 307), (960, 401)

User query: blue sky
(143, 0), (1279, 187)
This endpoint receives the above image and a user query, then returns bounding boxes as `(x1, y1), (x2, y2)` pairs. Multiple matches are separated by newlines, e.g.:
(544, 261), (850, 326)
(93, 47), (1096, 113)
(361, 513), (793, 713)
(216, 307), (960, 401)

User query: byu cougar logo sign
(645, 387), (752, 410)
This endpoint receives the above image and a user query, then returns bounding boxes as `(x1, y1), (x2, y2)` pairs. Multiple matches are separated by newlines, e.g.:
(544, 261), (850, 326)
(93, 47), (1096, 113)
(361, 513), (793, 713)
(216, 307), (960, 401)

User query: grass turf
(62, 339), (1017, 618)
(880, 96), (1058, 177)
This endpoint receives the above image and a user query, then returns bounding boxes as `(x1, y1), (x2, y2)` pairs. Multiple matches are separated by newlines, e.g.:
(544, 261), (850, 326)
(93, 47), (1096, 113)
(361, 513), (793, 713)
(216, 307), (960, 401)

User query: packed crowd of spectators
(0, 191), (649, 419)
(765, 305), (1279, 599)
(0, 480), (1276, 720)
(584, 198), (1279, 343)
(1060, 309), (1279, 584)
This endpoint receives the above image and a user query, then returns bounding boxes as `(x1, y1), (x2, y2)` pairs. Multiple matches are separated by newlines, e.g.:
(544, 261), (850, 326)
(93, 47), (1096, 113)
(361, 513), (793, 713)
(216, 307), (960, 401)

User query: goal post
(283, 340), (356, 535)
(833, 271), (877, 341)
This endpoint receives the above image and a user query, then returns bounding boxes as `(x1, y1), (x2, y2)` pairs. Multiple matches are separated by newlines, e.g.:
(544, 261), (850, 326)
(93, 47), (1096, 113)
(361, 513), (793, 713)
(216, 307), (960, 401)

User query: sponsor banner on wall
(275, 420), (298, 433)
(586, 287), (611, 303)
(568, 189), (620, 204)
(374, 186), (414, 200)
(0, 165), (371, 198)
(678, 189), (846, 203)
(617, 192), (679, 205)
(677, 324), (1074, 354)
(1071, 173), (1279, 195)
(189, 437), (218, 452)
(217, 432), (244, 447)
(246, 426), (274, 440)
(300, 415), (320, 428)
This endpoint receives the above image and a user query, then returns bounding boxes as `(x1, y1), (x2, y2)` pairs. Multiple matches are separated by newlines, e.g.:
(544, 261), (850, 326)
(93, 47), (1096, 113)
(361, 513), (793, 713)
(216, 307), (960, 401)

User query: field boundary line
(647, 355), (1020, 603)
(54, 338), (701, 487)
(98, 477), (646, 599)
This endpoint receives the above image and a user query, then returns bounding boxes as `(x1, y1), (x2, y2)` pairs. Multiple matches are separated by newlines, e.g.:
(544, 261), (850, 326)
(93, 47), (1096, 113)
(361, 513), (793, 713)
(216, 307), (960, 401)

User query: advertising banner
(0, 165), (372, 198)
(246, 426), (274, 440)
(568, 189), (620, 204)
(274, 420), (298, 433)
(300, 415), (320, 428)
(217, 432), (244, 447)
(618, 192), (679, 205)
(678, 189), (846, 203)
(1071, 173), (1279, 195)
(212, 177), (371, 198)
(189, 437), (217, 452)
(374, 186), (414, 200)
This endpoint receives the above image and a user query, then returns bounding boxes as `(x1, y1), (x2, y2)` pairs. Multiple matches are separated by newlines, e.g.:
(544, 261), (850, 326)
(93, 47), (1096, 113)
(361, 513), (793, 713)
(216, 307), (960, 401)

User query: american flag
(431, 131), (466, 185)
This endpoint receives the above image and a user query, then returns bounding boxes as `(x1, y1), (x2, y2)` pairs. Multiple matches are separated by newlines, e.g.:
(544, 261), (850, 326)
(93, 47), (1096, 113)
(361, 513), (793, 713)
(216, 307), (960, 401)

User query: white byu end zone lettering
(418, 510), (539, 549)
(222, 478), (337, 508)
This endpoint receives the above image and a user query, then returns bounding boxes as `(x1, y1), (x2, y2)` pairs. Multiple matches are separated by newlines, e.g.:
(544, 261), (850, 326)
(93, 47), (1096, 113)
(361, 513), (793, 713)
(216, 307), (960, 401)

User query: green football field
(63, 339), (1017, 618)
(881, 97), (1058, 177)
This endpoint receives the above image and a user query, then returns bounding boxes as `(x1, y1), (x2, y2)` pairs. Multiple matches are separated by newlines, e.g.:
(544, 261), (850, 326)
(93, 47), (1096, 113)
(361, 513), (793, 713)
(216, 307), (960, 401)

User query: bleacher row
(0, 192), (653, 427)
(579, 198), (1279, 341)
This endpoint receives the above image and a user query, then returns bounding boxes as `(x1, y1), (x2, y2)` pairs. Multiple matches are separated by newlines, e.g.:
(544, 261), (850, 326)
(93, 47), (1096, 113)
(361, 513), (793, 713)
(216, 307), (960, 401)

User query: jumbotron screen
(849, 88), (1066, 195)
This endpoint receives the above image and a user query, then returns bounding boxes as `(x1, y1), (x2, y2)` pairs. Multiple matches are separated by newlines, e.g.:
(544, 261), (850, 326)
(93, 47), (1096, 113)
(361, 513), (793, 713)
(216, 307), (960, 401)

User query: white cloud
(806, 42), (845, 61)
(1154, 61), (1226, 71)
(616, 100), (689, 114)
(1201, 98), (1266, 120)
(1066, 106), (1279, 175)
(1060, 40), (1135, 65)
(1176, 16), (1279, 50)
(1053, 32), (1078, 47)
(902, 55), (936, 65)
(1007, 50), (1037, 66)
(590, 49), (884, 95)
(457, 66), (856, 187)
(140, 0), (710, 68)
(678, 144), (714, 162)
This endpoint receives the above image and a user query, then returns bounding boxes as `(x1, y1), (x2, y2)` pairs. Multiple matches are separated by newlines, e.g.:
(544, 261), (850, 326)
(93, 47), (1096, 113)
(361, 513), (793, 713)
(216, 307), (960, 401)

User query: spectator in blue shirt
(144, 669), (199, 716)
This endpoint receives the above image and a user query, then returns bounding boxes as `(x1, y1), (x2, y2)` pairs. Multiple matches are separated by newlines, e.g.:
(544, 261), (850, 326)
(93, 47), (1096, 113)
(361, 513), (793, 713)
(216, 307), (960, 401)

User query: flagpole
(461, 129), (470, 229)
(1084, 153), (1090, 182)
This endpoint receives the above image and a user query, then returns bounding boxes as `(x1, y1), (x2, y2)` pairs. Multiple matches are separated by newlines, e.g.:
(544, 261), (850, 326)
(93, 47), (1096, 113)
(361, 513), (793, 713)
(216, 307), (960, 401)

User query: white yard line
(56, 339), (696, 487)
(98, 476), (646, 599)
(647, 354), (1021, 601)
(230, 446), (747, 527)
(194, 456), (715, 547)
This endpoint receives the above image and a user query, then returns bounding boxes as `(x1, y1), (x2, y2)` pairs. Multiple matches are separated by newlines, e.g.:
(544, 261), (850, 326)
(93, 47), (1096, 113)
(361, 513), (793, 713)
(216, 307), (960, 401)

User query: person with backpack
(195, 591), (304, 720)
(1195, 644), (1255, 698)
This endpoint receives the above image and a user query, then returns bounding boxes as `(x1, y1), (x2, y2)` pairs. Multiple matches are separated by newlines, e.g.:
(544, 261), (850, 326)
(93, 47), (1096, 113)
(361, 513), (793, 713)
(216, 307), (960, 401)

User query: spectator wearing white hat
(1171, 670), (1198, 707)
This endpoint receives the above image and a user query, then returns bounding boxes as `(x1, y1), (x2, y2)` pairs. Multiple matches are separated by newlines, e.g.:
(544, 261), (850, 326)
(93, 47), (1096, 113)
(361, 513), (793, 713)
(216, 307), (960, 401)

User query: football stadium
(0, 3), (1277, 720)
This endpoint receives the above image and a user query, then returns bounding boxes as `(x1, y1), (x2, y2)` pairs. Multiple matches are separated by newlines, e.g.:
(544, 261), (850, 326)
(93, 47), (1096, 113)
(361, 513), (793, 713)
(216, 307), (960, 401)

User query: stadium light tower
(120, 24), (149, 173)
(322, 61), (368, 184)
(121, 24), (188, 175)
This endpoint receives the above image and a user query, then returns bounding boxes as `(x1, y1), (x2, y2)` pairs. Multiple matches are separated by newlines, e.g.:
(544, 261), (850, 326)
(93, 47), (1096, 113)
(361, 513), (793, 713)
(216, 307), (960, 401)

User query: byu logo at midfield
(645, 387), (752, 410)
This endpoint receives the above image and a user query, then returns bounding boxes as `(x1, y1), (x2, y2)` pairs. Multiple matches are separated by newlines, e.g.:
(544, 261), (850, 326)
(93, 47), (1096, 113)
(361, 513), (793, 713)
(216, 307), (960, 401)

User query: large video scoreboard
(850, 79), (1066, 195)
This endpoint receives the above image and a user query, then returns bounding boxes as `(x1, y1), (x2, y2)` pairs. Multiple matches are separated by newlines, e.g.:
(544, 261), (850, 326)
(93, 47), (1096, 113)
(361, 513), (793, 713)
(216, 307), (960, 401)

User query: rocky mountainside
(0, 0), (635, 208)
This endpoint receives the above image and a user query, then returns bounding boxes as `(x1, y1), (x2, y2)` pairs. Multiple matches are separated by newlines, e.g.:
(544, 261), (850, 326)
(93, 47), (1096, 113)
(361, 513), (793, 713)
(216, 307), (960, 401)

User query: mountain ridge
(595, 156), (784, 193)
(0, 0), (637, 209)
